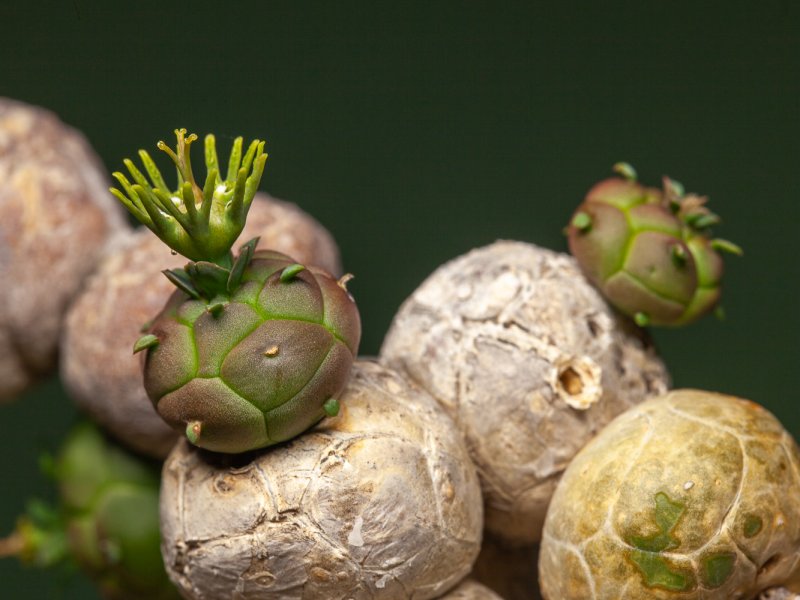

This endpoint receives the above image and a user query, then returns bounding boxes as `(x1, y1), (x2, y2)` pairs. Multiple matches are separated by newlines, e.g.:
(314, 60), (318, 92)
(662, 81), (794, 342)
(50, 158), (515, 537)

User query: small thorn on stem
(634, 312), (650, 327)
(612, 162), (637, 181)
(711, 238), (743, 256)
(280, 264), (305, 282)
(186, 421), (203, 445)
(671, 244), (688, 267)
(323, 398), (340, 417)
(571, 211), (592, 232)
(133, 334), (159, 354)
(337, 273), (354, 291)
(206, 301), (227, 317)
(263, 345), (279, 357)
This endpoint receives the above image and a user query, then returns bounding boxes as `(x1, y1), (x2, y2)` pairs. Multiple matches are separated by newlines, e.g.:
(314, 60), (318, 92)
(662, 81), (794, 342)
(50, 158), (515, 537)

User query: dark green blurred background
(1, 1), (798, 597)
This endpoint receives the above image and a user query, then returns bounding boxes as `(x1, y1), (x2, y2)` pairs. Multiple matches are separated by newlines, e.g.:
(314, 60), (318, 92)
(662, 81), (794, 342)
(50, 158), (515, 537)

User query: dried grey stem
(380, 241), (670, 543)
(160, 361), (483, 599)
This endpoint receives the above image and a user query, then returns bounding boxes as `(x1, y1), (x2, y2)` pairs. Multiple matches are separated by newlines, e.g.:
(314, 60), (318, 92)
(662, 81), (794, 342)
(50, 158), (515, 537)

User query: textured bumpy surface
(540, 389), (800, 600)
(0, 97), (125, 400)
(438, 579), (504, 599)
(380, 241), (670, 544)
(61, 193), (342, 459)
(143, 247), (359, 453)
(160, 361), (483, 600)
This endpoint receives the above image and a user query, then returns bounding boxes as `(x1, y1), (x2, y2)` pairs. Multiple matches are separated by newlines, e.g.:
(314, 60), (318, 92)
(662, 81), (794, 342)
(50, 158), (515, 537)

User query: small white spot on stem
(684, 481), (694, 490)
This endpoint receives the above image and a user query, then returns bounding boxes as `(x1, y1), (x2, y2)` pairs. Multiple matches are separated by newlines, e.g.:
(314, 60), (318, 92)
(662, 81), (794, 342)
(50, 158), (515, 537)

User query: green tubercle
(571, 212), (592, 232)
(185, 421), (202, 445)
(133, 334), (160, 354)
(323, 398), (340, 417)
(613, 162), (637, 181)
(111, 129), (267, 268)
(280, 263), (306, 282)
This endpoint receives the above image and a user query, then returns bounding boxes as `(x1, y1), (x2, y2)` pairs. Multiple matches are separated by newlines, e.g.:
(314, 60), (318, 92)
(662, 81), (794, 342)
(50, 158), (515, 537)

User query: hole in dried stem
(559, 367), (584, 396)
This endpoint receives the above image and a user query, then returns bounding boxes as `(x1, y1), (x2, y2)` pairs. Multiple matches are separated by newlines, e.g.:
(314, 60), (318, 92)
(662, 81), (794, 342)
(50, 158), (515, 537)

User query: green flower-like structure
(112, 130), (360, 453)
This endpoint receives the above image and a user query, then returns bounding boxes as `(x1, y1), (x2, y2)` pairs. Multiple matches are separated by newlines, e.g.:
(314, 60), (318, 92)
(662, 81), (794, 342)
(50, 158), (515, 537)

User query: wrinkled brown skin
(160, 361), (483, 600)
(438, 579), (504, 599)
(380, 241), (670, 544)
(60, 194), (342, 458)
(539, 390), (800, 600)
(0, 97), (126, 401)
(471, 534), (541, 600)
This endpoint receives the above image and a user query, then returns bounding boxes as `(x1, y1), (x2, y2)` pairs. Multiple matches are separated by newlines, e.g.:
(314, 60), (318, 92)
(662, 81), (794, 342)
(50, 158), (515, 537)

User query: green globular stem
(111, 129), (268, 298)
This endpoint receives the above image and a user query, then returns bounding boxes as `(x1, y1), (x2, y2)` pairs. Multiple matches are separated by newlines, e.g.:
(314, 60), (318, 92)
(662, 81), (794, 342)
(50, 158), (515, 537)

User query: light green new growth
(111, 129), (267, 267)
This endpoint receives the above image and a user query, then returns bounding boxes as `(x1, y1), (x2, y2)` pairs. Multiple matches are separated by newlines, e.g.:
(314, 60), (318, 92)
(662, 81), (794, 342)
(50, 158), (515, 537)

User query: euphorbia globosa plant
(111, 130), (361, 453)
(566, 163), (742, 327)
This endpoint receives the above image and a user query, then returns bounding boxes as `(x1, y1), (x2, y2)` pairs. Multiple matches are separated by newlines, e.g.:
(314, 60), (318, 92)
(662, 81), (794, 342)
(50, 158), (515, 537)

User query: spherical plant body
(160, 361), (483, 600)
(0, 422), (178, 600)
(0, 97), (125, 401)
(539, 389), (800, 600)
(566, 163), (742, 326)
(111, 130), (360, 453)
(61, 193), (344, 460)
(380, 241), (670, 544)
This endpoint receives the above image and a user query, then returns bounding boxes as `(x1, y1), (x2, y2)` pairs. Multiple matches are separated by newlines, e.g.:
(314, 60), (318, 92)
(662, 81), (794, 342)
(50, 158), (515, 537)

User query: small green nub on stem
(280, 264), (306, 282)
(186, 421), (202, 445)
(687, 212), (720, 230)
(613, 162), (638, 181)
(571, 212), (593, 232)
(133, 334), (159, 354)
(206, 300), (227, 317)
(711, 238), (743, 256)
(110, 129), (268, 266)
(671, 244), (687, 267)
(634, 312), (650, 327)
(323, 398), (340, 417)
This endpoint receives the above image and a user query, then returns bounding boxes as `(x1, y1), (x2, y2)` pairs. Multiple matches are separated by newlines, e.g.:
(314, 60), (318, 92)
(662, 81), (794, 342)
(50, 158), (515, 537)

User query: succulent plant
(111, 130), (360, 453)
(539, 389), (800, 599)
(61, 193), (343, 460)
(566, 163), (742, 326)
(0, 97), (126, 401)
(0, 422), (178, 600)
(160, 361), (483, 600)
(380, 241), (669, 544)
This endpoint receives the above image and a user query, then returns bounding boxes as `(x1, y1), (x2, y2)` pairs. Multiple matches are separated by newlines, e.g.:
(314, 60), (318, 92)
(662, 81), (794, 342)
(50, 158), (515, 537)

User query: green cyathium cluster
(111, 129), (267, 268)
